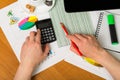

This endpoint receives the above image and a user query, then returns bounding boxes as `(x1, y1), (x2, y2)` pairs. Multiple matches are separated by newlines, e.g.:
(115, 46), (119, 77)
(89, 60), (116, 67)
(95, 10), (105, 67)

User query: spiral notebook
(95, 11), (120, 58)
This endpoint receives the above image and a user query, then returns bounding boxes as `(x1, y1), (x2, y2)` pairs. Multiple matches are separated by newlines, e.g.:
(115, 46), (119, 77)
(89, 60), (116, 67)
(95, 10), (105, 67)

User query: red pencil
(60, 23), (83, 56)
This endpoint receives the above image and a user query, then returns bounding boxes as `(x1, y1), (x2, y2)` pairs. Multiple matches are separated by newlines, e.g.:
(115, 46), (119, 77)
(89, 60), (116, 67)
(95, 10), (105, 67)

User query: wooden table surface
(0, 0), (105, 80)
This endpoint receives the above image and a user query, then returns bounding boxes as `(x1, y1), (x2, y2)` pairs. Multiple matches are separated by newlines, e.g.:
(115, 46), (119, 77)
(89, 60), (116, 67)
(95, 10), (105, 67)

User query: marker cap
(107, 14), (115, 25)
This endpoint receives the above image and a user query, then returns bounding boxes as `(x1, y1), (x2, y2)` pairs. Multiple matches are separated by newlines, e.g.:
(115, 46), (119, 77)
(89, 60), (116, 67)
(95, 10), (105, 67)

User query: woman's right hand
(67, 34), (106, 62)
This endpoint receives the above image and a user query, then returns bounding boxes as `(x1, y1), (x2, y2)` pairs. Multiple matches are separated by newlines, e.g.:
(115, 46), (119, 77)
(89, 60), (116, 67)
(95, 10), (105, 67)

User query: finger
(29, 31), (36, 42)
(43, 44), (50, 56)
(87, 35), (96, 39)
(21, 42), (26, 49)
(35, 29), (41, 43)
(25, 36), (30, 43)
(67, 34), (80, 46)
(74, 34), (87, 40)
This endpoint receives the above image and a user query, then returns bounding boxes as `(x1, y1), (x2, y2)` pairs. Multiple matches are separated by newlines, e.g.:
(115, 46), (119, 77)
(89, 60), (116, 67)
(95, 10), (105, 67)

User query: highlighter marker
(107, 14), (119, 45)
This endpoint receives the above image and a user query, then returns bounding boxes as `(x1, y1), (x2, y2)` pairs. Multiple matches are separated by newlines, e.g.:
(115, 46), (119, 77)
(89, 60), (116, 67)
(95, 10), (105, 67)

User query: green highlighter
(107, 14), (119, 45)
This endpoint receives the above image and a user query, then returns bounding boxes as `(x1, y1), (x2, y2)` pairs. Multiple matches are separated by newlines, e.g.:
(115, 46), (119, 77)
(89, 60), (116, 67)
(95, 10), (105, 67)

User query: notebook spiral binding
(95, 12), (104, 39)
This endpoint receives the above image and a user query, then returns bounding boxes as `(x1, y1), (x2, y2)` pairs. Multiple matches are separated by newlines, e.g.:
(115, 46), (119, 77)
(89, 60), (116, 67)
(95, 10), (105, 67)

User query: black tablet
(64, 0), (120, 13)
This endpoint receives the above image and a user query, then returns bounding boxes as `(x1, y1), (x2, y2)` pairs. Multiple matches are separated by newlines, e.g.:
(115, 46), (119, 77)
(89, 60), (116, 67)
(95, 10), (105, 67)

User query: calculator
(35, 18), (56, 44)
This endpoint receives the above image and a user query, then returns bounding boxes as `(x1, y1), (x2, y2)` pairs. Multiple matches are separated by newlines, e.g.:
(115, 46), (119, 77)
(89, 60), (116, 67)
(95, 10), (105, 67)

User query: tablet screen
(64, 0), (120, 13)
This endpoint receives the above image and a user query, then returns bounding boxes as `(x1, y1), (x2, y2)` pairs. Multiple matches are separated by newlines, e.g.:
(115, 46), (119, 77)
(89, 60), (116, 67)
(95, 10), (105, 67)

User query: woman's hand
(20, 29), (50, 68)
(67, 34), (105, 61)
(14, 29), (50, 80)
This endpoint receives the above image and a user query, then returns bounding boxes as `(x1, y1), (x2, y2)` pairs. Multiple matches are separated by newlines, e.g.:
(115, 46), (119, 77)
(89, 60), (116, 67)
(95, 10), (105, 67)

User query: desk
(0, 0), (104, 80)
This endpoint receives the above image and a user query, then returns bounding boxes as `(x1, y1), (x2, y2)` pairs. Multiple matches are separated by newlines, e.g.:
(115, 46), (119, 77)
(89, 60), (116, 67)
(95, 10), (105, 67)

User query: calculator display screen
(36, 19), (51, 28)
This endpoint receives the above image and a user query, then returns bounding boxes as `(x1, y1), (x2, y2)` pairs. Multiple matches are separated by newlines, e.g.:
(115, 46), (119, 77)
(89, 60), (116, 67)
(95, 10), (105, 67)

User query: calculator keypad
(41, 27), (56, 44)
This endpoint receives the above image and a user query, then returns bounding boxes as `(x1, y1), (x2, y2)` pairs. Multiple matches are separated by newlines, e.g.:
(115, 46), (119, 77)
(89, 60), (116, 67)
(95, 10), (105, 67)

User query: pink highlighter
(60, 23), (83, 56)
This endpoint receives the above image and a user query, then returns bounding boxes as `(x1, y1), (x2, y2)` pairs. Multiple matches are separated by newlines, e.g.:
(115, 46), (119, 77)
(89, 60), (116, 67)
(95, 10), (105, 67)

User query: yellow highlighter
(83, 57), (102, 67)
(60, 22), (102, 67)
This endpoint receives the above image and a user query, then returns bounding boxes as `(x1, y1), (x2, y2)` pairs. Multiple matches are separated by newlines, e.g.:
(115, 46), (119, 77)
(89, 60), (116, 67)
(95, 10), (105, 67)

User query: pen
(107, 14), (119, 45)
(60, 23), (83, 56)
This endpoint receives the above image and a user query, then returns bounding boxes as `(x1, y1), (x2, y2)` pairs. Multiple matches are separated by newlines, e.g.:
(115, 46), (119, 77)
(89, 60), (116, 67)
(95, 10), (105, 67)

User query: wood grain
(32, 60), (105, 80)
(0, 27), (19, 79)
(0, 0), (17, 9)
